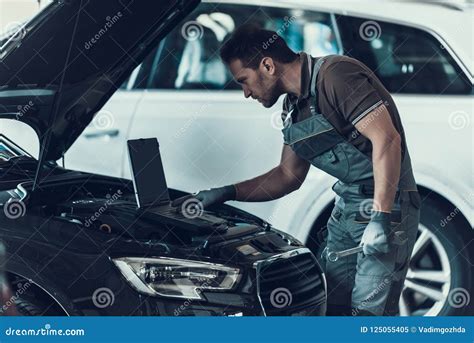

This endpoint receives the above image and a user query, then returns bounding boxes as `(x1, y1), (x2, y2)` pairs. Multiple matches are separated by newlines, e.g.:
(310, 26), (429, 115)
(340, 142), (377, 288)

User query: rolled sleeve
(322, 61), (383, 126)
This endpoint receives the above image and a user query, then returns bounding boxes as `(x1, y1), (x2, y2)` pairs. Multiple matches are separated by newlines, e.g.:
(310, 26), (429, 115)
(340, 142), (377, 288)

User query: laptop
(127, 138), (228, 232)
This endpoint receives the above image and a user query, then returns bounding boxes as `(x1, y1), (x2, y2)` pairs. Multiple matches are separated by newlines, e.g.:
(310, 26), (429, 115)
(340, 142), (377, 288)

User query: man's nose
(243, 87), (251, 99)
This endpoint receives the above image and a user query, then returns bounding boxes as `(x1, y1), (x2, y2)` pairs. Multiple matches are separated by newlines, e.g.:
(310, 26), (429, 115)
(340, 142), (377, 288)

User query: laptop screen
(127, 138), (170, 208)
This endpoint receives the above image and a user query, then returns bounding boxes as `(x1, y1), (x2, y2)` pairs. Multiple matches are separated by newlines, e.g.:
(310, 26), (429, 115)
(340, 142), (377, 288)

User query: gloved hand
(171, 185), (236, 209)
(360, 211), (391, 255)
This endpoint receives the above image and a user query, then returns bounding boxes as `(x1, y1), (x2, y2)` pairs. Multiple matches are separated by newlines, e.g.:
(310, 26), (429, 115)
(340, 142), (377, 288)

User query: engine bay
(9, 173), (277, 247)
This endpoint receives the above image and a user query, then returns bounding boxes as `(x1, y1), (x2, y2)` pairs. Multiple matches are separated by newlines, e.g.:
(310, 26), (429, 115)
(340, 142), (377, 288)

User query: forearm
(233, 166), (300, 202)
(372, 135), (401, 213)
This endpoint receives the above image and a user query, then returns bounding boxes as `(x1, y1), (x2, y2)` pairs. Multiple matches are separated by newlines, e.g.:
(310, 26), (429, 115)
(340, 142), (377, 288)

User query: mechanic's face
(228, 58), (282, 108)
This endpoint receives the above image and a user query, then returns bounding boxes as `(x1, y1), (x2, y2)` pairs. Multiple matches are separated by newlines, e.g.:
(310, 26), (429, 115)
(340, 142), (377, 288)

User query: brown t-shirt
(282, 53), (408, 160)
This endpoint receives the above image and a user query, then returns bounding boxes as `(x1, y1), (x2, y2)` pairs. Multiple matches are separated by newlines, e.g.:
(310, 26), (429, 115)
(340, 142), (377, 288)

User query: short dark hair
(220, 24), (298, 69)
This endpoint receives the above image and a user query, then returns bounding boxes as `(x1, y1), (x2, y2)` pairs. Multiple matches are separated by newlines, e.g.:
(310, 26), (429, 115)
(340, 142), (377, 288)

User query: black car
(0, 0), (326, 316)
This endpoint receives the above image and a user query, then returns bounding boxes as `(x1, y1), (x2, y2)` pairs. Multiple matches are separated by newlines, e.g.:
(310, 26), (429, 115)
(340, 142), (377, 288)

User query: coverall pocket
(309, 144), (350, 181)
(330, 206), (343, 224)
(355, 246), (397, 278)
(353, 209), (402, 225)
(284, 114), (340, 153)
(353, 212), (371, 224)
(390, 222), (409, 267)
(350, 216), (403, 258)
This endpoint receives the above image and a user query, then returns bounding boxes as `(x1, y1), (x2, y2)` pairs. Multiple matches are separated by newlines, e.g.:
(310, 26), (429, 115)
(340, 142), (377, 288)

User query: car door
(127, 2), (342, 218)
(65, 73), (144, 178)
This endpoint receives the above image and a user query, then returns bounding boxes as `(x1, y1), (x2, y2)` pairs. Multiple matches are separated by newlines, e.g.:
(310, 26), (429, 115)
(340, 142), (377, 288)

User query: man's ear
(260, 57), (275, 75)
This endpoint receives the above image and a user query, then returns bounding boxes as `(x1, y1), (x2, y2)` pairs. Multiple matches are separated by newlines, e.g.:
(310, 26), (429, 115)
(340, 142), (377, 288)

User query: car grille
(256, 250), (326, 316)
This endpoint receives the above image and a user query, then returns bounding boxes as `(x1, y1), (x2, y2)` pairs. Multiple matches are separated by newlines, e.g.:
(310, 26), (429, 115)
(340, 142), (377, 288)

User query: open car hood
(0, 0), (199, 163)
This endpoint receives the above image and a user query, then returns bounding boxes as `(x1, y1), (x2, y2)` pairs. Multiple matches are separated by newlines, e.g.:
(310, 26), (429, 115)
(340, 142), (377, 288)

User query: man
(173, 25), (421, 316)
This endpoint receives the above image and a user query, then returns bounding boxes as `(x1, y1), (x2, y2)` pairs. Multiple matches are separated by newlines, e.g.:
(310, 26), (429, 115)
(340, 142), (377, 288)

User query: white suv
(58, 1), (473, 316)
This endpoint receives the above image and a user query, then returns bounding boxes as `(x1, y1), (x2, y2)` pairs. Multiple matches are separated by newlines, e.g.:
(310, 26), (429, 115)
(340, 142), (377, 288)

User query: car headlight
(113, 257), (241, 300)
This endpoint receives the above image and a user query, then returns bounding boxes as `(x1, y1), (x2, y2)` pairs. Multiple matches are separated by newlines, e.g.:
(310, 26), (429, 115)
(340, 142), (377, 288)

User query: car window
(146, 4), (340, 90)
(336, 15), (472, 94)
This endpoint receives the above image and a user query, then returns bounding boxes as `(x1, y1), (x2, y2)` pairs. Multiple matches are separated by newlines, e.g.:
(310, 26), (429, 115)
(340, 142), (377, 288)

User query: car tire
(7, 276), (68, 316)
(15, 298), (43, 316)
(401, 196), (473, 316)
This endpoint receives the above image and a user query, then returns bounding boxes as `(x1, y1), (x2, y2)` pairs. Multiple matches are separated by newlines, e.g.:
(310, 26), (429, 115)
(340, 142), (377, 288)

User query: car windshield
(0, 0), (55, 57)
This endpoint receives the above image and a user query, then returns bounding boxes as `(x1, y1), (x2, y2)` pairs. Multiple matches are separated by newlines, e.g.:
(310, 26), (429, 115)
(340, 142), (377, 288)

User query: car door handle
(83, 129), (120, 139)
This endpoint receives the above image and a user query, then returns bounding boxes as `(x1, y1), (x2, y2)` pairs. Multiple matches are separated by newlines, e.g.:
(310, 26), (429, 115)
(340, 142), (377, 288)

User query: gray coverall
(281, 57), (421, 316)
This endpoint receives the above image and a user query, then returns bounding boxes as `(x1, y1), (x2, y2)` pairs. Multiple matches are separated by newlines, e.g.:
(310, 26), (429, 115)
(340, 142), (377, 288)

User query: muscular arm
(233, 144), (310, 201)
(354, 104), (401, 213)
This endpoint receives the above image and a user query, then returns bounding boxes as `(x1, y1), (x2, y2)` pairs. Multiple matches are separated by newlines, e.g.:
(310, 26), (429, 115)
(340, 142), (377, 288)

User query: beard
(258, 74), (284, 108)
